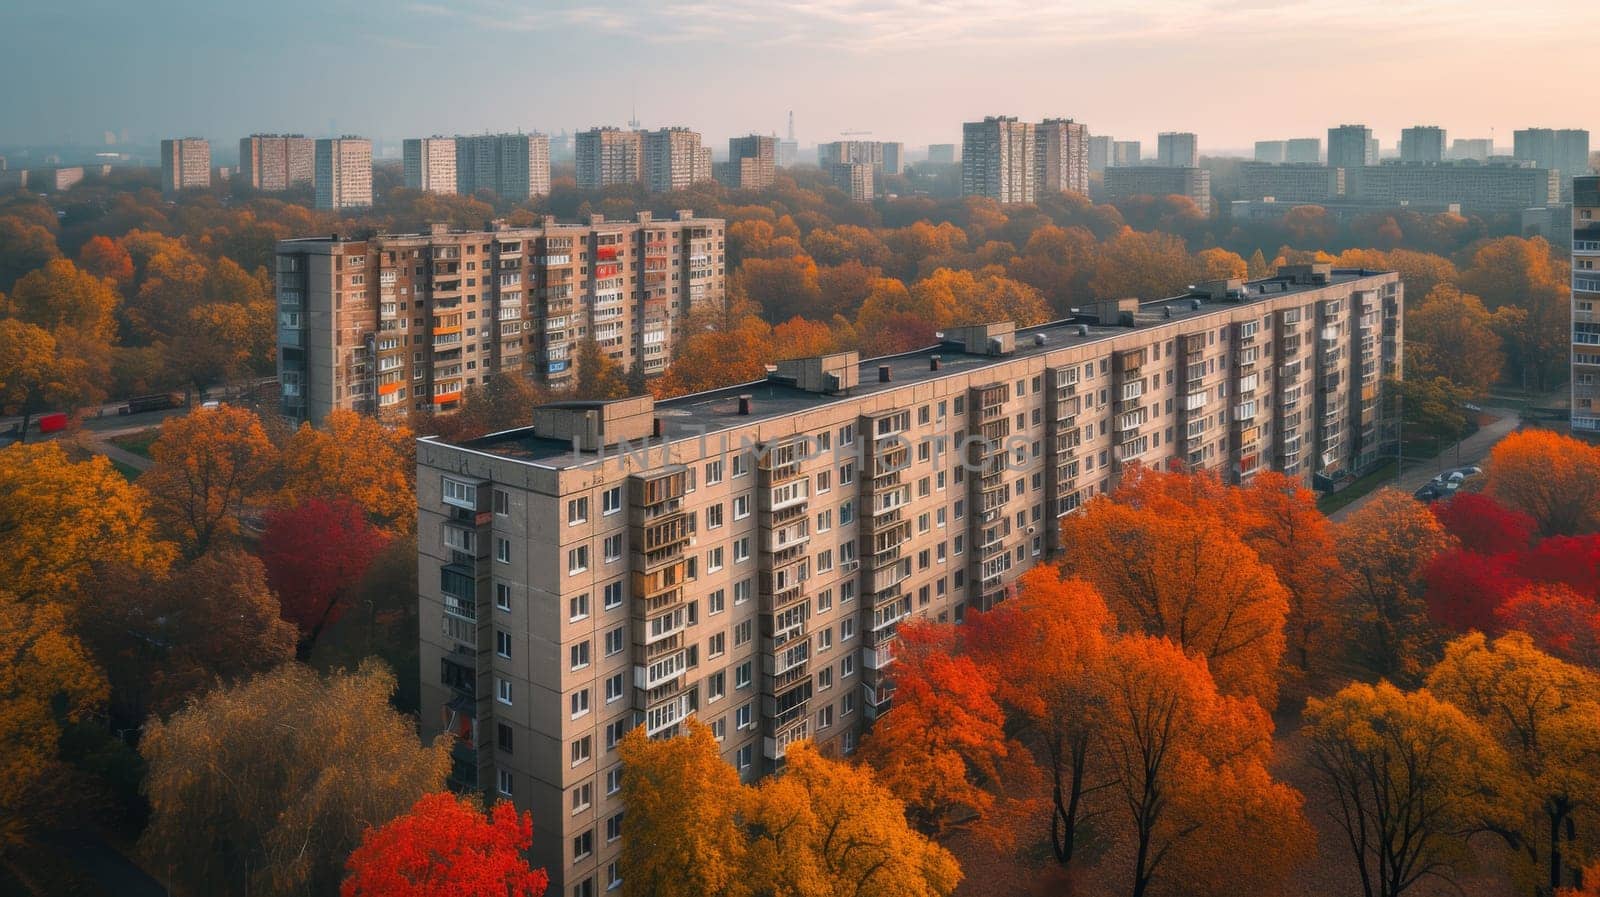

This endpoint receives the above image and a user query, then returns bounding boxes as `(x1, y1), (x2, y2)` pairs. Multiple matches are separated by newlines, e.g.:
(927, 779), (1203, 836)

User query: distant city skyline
(1, 0), (1593, 151)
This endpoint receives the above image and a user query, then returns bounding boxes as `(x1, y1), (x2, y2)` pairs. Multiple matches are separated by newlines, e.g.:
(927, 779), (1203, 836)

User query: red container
(38, 412), (68, 433)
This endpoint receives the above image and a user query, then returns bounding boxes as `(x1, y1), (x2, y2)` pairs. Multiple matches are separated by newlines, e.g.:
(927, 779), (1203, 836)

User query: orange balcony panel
(433, 325), (463, 337)
(378, 382), (402, 396)
(433, 390), (463, 405)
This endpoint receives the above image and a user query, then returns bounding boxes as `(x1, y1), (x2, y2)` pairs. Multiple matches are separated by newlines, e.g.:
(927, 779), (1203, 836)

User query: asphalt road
(1328, 405), (1524, 522)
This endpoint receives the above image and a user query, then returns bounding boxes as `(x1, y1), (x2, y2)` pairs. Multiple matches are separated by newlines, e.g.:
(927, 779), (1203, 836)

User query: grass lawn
(1316, 445), (1441, 515)
(110, 459), (144, 481)
(109, 428), (160, 458)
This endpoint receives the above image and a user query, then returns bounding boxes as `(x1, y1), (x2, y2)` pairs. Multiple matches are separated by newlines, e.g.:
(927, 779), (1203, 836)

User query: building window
(568, 497), (589, 525)
(734, 579), (752, 605)
(571, 688), (590, 719)
(841, 654), (856, 677)
(573, 830), (593, 861)
(734, 620), (752, 647)
(572, 783), (592, 814)
(568, 546), (589, 574)
(606, 767), (622, 795)
(735, 702), (753, 729)
(708, 631), (726, 658)
(707, 546), (724, 572)
(496, 630), (512, 659)
(602, 486), (622, 515)
(737, 744), (754, 770)
(496, 538), (511, 564)
(571, 736), (592, 766)
(496, 583), (512, 612)
(706, 503), (724, 528)
(606, 672), (624, 703)
(497, 678), (513, 705)
(818, 667), (833, 690)
(816, 470), (831, 493)
(817, 705), (835, 730)
(606, 812), (623, 843)
(735, 662), (752, 690)
(707, 589), (726, 615)
(840, 618), (856, 642)
(732, 454), (749, 478)
(497, 723), (513, 753)
(493, 489), (510, 515)
(707, 670), (725, 701)
(604, 534), (622, 563)
(818, 628), (833, 651)
(443, 477), (477, 509)
(733, 537), (750, 563)
(604, 581), (623, 610)
(570, 593), (590, 621)
(605, 626), (625, 656)
(705, 460), (723, 484)
(571, 641), (591, 670)
(497, 769), (514, 796)
(733, 495), (750, 519)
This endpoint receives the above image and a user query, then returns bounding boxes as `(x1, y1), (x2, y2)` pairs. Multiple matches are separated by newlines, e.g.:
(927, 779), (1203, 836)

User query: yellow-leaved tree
(280, 409), (416, 535)
(141, 404), (278, 556)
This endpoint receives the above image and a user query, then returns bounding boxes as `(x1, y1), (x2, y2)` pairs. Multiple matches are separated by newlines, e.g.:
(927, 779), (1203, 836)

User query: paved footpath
(1328, 406), (1523, 522)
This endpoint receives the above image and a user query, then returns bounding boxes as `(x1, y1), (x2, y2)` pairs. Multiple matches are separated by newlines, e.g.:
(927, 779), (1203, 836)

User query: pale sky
(2, 0), (1596, 153)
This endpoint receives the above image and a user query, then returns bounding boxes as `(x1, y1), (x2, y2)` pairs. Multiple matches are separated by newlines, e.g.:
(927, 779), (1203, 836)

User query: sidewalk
(1328, 407), (1522, 522)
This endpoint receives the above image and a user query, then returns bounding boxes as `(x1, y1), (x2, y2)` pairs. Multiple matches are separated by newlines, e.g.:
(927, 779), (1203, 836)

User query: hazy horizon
(3, 0), (1596, 151)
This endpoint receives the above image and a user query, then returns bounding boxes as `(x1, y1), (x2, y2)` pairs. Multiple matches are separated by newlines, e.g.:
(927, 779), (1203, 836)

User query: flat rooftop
(438, 268), (1394, 469)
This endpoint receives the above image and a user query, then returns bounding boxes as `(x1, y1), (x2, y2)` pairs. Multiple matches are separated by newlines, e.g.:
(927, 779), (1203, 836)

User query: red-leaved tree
(260, 497), (389, 653)
(1496, 583), (1600, 668)
(1509, 534), (1600, 597)
(1423, 549), (1528, 635)
(1430, 493), (1536, 554)
(342, 791), (548, 897)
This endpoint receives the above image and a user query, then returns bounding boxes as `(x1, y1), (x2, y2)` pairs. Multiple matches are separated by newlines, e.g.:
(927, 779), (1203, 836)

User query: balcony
(636, 648), (688, 690)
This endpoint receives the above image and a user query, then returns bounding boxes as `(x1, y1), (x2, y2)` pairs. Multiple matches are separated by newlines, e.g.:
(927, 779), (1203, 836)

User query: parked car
(1414, 484), (1441, 502)
(120, 392), (186, 415)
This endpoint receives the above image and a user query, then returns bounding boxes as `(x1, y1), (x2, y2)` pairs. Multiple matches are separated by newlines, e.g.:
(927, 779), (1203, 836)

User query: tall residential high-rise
(159, 137), (211, 195)
(830, 161), (874, 202)
(777, 112), (799, 168)
(1449, 138), (1494, 162)
(415, 264), (1403, 896)
(313, 137), (372, 210)
(927, 144), (958, 165)
(1156, 131), (1199, 167)
(1036, 118), (1090, 197)
(1087, 135), (1112, 173)
(961, 116), (1035, 203)
(817, 140), (904, 181)
(1572, 177), (1600, 433)
(1112, 140), (1141, 167)
(1103, 166), (1212, 215)
(456, 134), (552, 200)
(239, 135), (314, 192)
(641, 128), (712, 193)
(273, 212), (726, 424)
(1400, 126), (1447, 163)
(1255, 141), (1287, 164)
(1328, 124), (1372, 170)
(1367, 137), (1381, 164)
(1285, 138), (1322, 164)
(1515, 128), (1592, 197)
(404, 137), (458, 195)
(723, 134), (777, 190)
(576, 128), (644, 189)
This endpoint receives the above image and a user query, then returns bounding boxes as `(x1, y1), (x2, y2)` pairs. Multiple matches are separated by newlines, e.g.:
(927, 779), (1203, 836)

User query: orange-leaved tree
(280, 409), (416, 535)
(1060, 470), (1290, 708)
(618, 718), (748, 897)
(1334, 488), (1454, 680)
(1097, 634), (1310, 897)
(1488, 430), (1600, 537)
(856, 619), (1015, 837)
(141, 404), (278, 556)
(1234, 470), (1344, 673)
(965, 565), (1115, 864)
(342, 791), (548, 897)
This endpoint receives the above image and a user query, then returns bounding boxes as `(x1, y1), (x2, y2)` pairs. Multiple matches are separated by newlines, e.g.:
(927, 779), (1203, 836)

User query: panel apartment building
(314, 137), (373, 210)
(575, 127), (710, 193)
(1103, 166), (1213, 215)
(961, 116), (1090, 203)
(456, 134), (552, 200)
(416, 264), (1402, 895)
(159, 137), (211, 195)
(240, 134), (314, 191)
(721, 135), (777, 190)
(1571, 177), (1600, 432)
(404, 137), (458, 195)
(273, 212), (725, 424)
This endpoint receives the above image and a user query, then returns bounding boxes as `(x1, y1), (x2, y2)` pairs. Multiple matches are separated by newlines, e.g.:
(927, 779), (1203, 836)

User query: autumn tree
(1235, 470), (1344, 673)
(341, 792), (549, 897)
(140, 660), (450, 897)
(651, 312), (776, 398)
(0, 589), (107, 849)
(909, 267), (1052, 329)
(1488, 430), (1600, 536)
(737, 254), (824, 322)
(76, 234), (134, 285)
(1335, 488), (1454, 679)
(1459, 237), (1570, 389)
(1406, 285), (1503, 393)
(965, 565), (1114, 864)
(1497, 584), (1600, 669)
(141, 404), (278, 555)
(1059, 478), (1290, 708)
(1097, 634), (1310, 897)
(1195, 247), (1248, 281)
(81, 549), (296, 723)
(260, 498), (390, 654)
(856, 620), (1013, 836)
(280, 409), (417, 535)
(0, 215), (61, 292)
(1427, 632), (1600, 894)
(0, 319), (92, 439)
(1304, 681), (1509, 897)
(571, 337), (630, 401)
(0, 442), (172, 602)
(3, 258), (118, 417)
(1422, 547), (1526, 635)
(418, 372), (547, 442)
(1431, 492), (1537, 554)
(743, 741), (962, 897)
(619, 718), (749, 897)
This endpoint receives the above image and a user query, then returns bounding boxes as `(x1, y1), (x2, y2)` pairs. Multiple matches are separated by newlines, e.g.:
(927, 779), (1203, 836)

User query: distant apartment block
(46, 167), (84, 191)
(1327, 125), (1372, 170)
(160, 137), (211, 195)
(1087, 136), (1112, 173)
(1255, 141), (1287, 164)
(414, 264), (1403, 896)
(777, 139), (799, 168)
(830, 161), (875, 203)
(1400, 126), (1446, 163)
(457, 134), (552, 201)
(1345, 161), (1559, 213)
(722, 135), (777, 190)
(404, 138), (458, 195)
(1286, 138), (1321, 164)
(1103, 166), (1212, 215)
(1449, 139), (1494, 162)
(1036, 119), (1090, 197)
(576, 128), (644, 189)
(927, 143), (958, 165)
(961, 117), (1036, 204)
(1157, 131), (1199, 168)
(1112, 140), (1142, 167)
(1572, 177), (1600, 432)
(1239, 163), (1343, 203)
(817, 140), (904, 178)
(240, 134), (314, 192)
(273, 212), (726, 425)
(314, 137), (373, 210)
(1515, 128), (1592, 198)
(643, 128), (713, 193)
